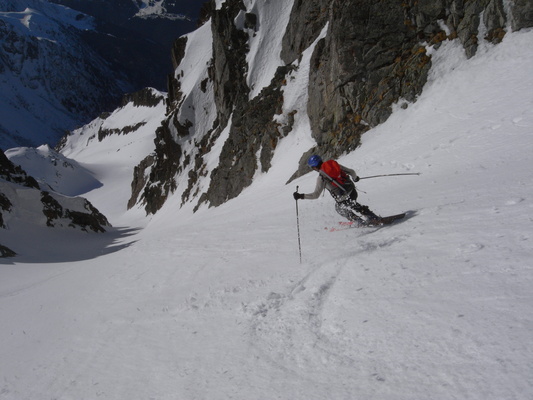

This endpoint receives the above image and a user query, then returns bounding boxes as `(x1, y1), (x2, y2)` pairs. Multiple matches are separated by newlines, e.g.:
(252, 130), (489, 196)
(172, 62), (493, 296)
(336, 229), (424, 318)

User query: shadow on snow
(0, 226), (140, 264)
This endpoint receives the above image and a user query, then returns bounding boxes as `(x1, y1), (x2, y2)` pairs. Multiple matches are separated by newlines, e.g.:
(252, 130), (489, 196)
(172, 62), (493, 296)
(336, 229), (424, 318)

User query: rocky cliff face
(303, 0), (512, 170)
(129, 0), (532, 215)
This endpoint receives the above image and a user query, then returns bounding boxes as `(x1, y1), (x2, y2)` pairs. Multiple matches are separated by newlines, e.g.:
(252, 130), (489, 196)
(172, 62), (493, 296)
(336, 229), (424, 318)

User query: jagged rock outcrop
(205, 64), (296, 207)
(121, 87), (167, 108)
(209, 0), (251, 127)
(0, 193), (12, 229)
(95, 88), (165, 141)
(40, 191), (109, 232)
(131, 0), (533, 214)
(306, 0), (434, 162)
(280, 0), (330, 65)
(0, 150), (110, 237)
(0, 150), (31, 251)
(168, 36), (188, 108)
(0, 244), (16, 258)
(129, 120), (182, 214)
(510, 0), (533, 31)
(0, 150), (39, 190)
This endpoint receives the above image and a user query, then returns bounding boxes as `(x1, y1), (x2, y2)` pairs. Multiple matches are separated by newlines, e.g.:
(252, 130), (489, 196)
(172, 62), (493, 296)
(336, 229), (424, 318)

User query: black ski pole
(295, 185), (302, 264)
(359, 172), (421, 180)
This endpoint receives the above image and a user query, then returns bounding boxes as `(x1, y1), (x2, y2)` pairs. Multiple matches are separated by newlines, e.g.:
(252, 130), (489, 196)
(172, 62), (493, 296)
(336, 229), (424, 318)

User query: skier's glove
(354, 176), (360, 182)
(293, 192), (304, 200)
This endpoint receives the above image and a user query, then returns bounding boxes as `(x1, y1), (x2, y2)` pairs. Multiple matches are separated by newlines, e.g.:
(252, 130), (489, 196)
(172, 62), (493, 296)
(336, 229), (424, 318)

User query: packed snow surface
(1, 23), (533, 400)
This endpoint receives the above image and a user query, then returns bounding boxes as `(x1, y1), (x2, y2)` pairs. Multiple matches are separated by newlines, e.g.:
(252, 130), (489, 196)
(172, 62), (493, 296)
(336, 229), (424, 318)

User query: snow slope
(1, 22), (533, 400)
(4, 145), (102, 196)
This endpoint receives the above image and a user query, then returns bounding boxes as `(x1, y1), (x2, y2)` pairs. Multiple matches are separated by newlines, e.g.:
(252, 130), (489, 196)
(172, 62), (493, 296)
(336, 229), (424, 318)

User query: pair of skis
(326, 212), (406, 232)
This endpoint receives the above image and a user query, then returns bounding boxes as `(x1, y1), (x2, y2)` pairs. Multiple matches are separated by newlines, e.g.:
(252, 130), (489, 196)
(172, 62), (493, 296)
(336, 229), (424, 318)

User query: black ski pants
(334, 190), (378, 223)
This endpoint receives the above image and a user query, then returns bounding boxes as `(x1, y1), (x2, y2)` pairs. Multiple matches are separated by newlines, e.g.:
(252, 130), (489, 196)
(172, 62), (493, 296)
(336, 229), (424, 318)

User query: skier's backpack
(320, 160), (348, 188)
(319, 160), (355, 200)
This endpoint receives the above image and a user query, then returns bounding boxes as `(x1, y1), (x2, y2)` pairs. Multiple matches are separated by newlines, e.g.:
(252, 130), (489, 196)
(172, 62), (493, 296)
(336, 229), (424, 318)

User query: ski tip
(379, 210), (418, 224)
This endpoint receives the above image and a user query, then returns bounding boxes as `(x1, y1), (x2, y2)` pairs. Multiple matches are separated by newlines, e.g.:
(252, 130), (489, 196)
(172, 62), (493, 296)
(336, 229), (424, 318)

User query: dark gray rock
(128, 154), (155, 210)
(510, 0), (533, 31)
(280, 0), (331, 65)
(484, 0), (507, 43)
(168, 36), (188, 113)
(65, 201), (110, 233)
(0, 192), (12, 229)
(0, 150), (39, 189)
(0, 244), (16, 258)
(204, 65), (295, 208)
(128, 120), (182, 214)
(41, 192), (65, 227)
(209, 0), (250, 128)
(40, 191), (110, 232)
(306, 0), (433, 166)
(121, 88), (166, 108)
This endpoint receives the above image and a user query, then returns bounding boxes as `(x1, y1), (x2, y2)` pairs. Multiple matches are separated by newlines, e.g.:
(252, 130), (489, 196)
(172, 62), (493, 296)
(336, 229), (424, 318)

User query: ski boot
(356, 204), (382, 226)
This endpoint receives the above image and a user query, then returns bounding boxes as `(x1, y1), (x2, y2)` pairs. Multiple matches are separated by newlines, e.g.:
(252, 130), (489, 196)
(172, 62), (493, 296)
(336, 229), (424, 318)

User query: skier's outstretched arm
(294, 176), (325, 200)
(339, 164), (360, 182)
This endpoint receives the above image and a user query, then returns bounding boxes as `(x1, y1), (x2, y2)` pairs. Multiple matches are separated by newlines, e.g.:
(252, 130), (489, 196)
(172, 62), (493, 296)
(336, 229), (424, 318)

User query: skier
(293, 155), (382, 226)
